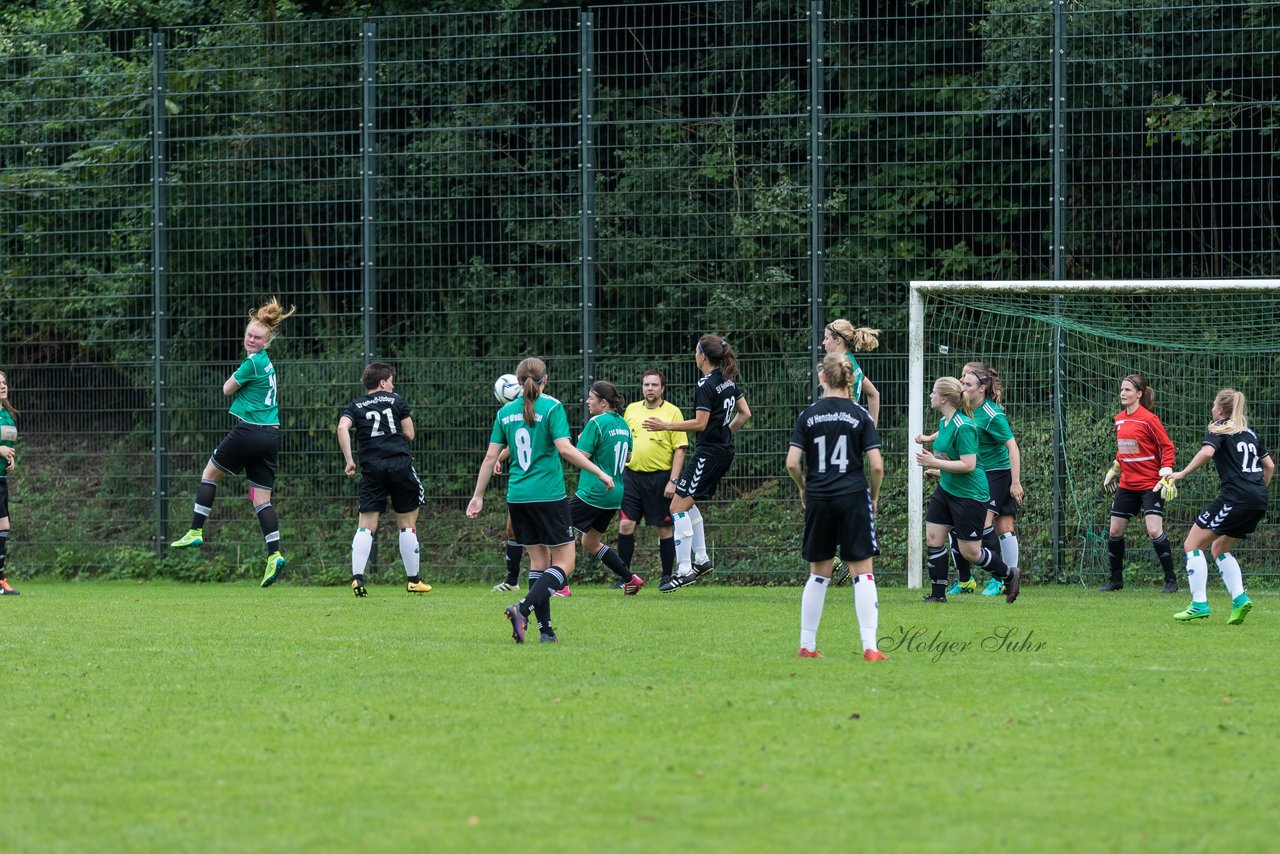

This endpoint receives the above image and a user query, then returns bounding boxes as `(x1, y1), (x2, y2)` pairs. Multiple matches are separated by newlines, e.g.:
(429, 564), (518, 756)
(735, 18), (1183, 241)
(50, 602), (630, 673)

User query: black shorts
(674, 448), (734, 501)
(1195, 497), (1267, 539)
(211, 421), (279, 490)
(0, 478), (8, 519)
(925, 488), (988, 540)
(569, 495), (617, 535)
(358, 457), (424, 514)
(508, 499), (574, 548)
(1111, 487), (1164, 520)
(985, 468), (1019, 518)
(802, 489), (880, 563)
(621, 469), (674, 527)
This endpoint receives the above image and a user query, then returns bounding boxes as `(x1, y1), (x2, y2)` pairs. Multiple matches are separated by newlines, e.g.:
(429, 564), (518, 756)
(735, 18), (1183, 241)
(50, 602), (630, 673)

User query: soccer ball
(492, 373), (520, 403)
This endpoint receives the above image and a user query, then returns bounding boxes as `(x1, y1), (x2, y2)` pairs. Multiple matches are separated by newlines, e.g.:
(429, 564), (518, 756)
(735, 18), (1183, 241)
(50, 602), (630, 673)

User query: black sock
(521, 566), (565, 617)
(1152, 534), (1174, 580)
(504, 540), (523, 586)
(617, 533), (635, 568)
(928, 546), (949, 598)
(949, 531), (971, 582)
(527, 571), (551, 627)
(353, 573), (364, 584)
(191, 479), (217, 530)
(596, 544), (632, 582)
(977, 546), (1008, 580)
(659, 537), (676, 578)
(255, 502), (280, 555)
(1107, 536), (1125, 582)
(0, 529), (8, 576)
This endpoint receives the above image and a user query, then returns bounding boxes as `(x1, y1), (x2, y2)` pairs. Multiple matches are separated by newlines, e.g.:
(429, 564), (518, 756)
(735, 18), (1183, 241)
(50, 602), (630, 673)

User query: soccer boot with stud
(1227, 598), (1252, 625)
(170, 529), (203, 549)
(406, 578), (432, 593)
(981, 578), (1005, 596)
(504, 604), (527, 644)
(946, 578), (977, 596)
(1173, 603), (1210, 621)
(261, 552), (285, 588)
(351, 577), (367, 597)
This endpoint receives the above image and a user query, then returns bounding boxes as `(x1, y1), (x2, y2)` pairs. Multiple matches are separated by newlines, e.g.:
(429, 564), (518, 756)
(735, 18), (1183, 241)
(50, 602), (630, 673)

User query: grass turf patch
(2, 581), (1277, 851)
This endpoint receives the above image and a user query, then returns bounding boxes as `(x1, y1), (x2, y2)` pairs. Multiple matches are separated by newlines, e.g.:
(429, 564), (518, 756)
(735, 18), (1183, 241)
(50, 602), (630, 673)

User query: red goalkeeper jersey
(1113, 404), (1175, 490)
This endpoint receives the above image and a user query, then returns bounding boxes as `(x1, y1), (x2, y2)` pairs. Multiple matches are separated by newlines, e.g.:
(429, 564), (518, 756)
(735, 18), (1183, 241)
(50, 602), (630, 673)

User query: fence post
(361, 21), (377, 364)
(579, 10), (597, 403)
(151, 30), (170, 556)
(1051, 0), (1067, 578)
(808, 1), (824, 398)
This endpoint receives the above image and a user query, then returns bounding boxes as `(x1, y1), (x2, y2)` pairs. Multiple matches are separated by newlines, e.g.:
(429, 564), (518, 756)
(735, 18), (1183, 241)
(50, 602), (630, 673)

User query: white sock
(399, 528), (421, 578)
(1184, 549), (1208, 604)
(853, 573), (879, 651)
(800, 574), (828, 650)
(999, 532), (1019, 570)
(351, 528), (373, 575)
(673, 511), (694, 573)
(1217, 552), (1245, 598)
(687, 505), (709, 562)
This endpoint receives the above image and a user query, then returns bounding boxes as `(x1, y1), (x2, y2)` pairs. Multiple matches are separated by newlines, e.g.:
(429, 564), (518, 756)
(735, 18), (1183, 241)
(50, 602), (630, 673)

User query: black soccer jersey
(789, 397), (882, 499)
(694, 368), (745, 451)
(340, 391), (412, 465)
(1205, 424), (1270, 504)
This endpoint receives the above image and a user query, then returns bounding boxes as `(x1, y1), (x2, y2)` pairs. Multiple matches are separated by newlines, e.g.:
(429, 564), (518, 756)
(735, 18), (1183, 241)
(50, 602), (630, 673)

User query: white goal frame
(906, 279), (1280, 588)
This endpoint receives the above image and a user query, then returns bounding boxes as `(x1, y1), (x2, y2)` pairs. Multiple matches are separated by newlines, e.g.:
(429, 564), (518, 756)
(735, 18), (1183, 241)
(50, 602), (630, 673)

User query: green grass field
(3, 580), (1276, 852)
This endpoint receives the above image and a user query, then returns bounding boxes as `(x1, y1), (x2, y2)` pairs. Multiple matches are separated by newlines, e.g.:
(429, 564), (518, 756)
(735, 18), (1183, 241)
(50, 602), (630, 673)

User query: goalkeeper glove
(1154, 467), (1177, 501)
(1102, 461), (1120, 495)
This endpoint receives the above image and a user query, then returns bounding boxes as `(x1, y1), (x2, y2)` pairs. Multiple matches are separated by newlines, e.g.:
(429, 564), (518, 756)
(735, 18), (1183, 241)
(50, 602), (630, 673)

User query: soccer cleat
(552, 585), (572, 598)
(946, 578), (977, 596)
(504, 604), (527, 644)
(0, 578), (19, 596)
(610, 578), (627, 590)
(797, 648), (823, 658)
(623, 574), (645, 595)
(863, 649), (887, 662)
(1004, 568), (1022, 603)
(491, 581), (519, 592)
(658, 577), (676, 592)
(1161, 578), (1179, 594)
(170, 529), (203, 549)
(351, 578), (367, 597)
(539, 631), (559, 644)
(261, 552), (285, 588)
(1098, 579), (1123, 592)
(406, 579), (433, 594)
(692, 557), (714, 578)
(921, 595), (947, 603)
(981, 578), (1005, 597)
(1173, 604), (1210, 621)
(1227, 599), (1253, 625)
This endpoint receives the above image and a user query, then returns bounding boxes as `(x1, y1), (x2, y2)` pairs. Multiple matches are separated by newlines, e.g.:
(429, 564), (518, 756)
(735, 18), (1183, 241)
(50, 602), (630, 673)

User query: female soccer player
(1100, 374), (1178, 593)
(1166, 389), (1271, 624)
(822, 319), (881, 423)
(467, 358), (615, 644)
(0, 370), (20, 596)
(947, 362), (1024, 597)
(787, 353), (885, 660)
(170, 297), (296, 588)
(569, 381), (643, 595)
(915, 376), (1018, 603)
(643, 335), (751, 592)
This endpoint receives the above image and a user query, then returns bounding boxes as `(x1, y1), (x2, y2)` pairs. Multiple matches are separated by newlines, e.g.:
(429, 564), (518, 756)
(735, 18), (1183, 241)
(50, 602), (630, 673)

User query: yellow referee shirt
(623, 400), (688, 472)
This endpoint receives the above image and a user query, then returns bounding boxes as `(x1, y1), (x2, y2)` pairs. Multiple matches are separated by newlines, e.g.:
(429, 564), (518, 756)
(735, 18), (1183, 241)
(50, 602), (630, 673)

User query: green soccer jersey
(845, 352), (865, 405)
(972, 399), (1014, 471)
(0, 408), (14, 480)
(228, 349), (280, 426)
(489, 394), (572, 503)
(934, 411), (989, 501)
(575, 411), (631, 509)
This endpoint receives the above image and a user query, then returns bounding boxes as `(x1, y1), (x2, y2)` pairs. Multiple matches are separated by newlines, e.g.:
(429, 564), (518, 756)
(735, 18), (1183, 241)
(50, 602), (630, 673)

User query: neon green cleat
(1173, 603), (1210, 621)
(1227, 598), (1252, 625)
(170, 529), (203, 549)
(981, 578), (1005, 597)
(946, 578), (977, 596)
(261, 552), (285, 588)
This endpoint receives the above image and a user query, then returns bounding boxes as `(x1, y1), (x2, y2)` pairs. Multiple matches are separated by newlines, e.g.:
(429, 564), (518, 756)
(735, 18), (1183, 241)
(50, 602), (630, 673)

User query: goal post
(906, 279), (1280, 589)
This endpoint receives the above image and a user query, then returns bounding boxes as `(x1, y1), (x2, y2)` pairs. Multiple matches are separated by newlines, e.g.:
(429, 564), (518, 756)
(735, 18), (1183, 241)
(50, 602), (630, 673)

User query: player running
(787, 353), (886, 661)
(0, 370), (20, 596)
(1166, 389), (1271, 624)
(337, 362), (430, 596)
